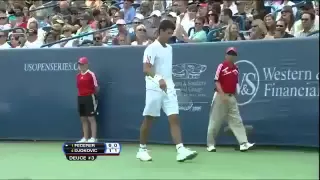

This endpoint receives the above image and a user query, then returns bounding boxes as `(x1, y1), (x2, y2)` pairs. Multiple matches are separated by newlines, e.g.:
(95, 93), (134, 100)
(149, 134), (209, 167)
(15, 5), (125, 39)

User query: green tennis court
(0, 142), (318, 179)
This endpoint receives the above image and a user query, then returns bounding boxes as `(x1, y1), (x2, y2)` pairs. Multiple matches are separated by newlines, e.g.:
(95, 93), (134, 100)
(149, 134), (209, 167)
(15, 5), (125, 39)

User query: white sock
(176, 143), (184, 151)
(139, 144), (147, 149)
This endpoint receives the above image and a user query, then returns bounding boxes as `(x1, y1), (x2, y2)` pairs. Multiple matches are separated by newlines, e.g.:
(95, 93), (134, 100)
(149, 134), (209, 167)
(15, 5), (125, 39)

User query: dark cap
(78, 57), (89, 64)
(281, 5), (293, 12)
(15, 11), (24, 17)
(226, 47), (237, 55)
(301, 2), (314, 10)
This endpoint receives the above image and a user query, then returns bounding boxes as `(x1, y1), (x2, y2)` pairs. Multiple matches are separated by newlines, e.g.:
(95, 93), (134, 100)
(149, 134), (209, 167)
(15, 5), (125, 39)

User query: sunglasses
(100, 20), (106, 22)
(226, 51), (237, 56)
(301, 18), (310, 21)
(134, 21), (142, 24)
(276, 25), (284, 27)
(0, 17), (6, 20)
(94, 37), (102, 40)
(252, 25), (258, 28)
(195, 22), (202, 25)
(137, 29), (146, 32)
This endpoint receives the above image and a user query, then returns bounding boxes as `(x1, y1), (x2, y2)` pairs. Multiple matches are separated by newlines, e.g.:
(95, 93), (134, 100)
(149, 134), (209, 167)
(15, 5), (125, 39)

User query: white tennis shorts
(143, 89), (179, 117)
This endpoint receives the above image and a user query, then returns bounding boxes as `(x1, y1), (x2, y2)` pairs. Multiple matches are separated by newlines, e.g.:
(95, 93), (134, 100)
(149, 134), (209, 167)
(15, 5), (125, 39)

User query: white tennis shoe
(87, 138), (97, 143)
(176, 147), (198, 162)
(136, 148), (152, 161)
(76, 137), (87, 143)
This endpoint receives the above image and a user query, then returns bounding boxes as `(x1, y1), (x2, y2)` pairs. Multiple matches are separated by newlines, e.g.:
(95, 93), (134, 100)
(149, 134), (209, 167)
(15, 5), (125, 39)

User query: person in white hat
(146, 10), (162, 40)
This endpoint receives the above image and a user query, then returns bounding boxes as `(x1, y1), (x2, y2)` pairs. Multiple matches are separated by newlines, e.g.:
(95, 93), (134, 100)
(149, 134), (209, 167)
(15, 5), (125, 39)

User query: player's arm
(143, 46), (161, 80)
(214, 63), (225, 96)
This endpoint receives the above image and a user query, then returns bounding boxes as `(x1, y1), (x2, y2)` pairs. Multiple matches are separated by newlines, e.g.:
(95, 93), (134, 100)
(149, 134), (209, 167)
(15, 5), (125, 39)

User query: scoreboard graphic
(63, 142), (121, 161)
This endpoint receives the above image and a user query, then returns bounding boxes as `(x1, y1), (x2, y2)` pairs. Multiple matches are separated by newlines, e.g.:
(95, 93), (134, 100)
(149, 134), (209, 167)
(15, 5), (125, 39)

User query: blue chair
(206, 27), (226, 42)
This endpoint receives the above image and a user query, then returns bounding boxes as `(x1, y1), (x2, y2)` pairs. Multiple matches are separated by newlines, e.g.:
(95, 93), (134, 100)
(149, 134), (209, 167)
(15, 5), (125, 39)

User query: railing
(307, 30), (320, 37)
(0, 27), (25, 33)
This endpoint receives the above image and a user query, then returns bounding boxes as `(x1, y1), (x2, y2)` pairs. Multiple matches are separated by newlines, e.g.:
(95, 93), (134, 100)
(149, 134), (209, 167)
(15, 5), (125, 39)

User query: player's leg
(77, 96), (90, 143)
(86, 95), (98, 143)
(163, 90), (198, 162)
(226, 95), (254, 152)
(136, 90), (162, 161)
(207, 92), (228, 152)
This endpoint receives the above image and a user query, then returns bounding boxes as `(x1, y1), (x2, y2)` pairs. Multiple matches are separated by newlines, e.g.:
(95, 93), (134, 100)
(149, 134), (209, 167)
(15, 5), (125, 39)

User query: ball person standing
(76, 57), (99, 143)
(207, 47), (255, 152)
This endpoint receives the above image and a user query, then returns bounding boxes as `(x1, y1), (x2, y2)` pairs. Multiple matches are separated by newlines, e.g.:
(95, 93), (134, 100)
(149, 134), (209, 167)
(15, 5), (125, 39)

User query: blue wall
(0, 38), (319, 147)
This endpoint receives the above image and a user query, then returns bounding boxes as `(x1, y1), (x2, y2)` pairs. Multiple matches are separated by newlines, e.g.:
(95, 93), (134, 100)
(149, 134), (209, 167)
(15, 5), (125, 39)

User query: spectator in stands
(85, 0), (103, 9)
(69, 8), (80, 26)
(221, 0), (238, 15)
(0, 31), (11, 49)
(138, 1), (152, 17)
(44, 31), (60, 48)
(153, 1), (164, 12)
(109, 5), (120, 21)
(93, 32), (108, 46)
(117, 33), (129, 45)
(198, 3), (209, 19)
(265, 0), (297, 21)
(207, 10), (219, 29)
(251, 0), (268, 20)
(100, 3), (108, 14)
(112, 19), (130, 45)
(13, 3), (23, 14)
(264, 13), (276, 37)
(113, 11), (124, 24)
(180, 4), (197, 34)
(76, 13), (94, 43)
(146, 10), (161, 41)
(131, 24), (149, 45)
(61, 24), (74, 47)
(15, 12), (27, 29)
(222, 22), (245, 41)
(0, 8), (11, 30)
(293, 3), (319, 35)
(50, 23), (62, 40)
(294, 12), (317, 37)
(180, 16), (207, 43)
(10, 34), (21, 48)
(90, 9), (101, 30)
(249, 19), (268, 40)
(281, 6), (295, 34)
(23, 6), (29, 20)
(23, 28), (42, 48)
(121, 0), (135, 23)
(220, 8), (233, 27)
(315, 1), (319, 15)
(129, 14), (144, 41)
(274, 18), (294, 38)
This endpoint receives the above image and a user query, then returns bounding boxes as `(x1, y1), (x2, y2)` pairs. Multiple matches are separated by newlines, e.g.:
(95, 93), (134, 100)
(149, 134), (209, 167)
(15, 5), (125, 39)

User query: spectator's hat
(135, 13), (145, 20)
(109, 5), (120, 11)
(226, 47), (238, 56)
(150, 10), (162, 17)
(168, 12), (177, 18)
(198, 3), (208, 8)
(78, 57), (89, 64)
(281, 5), (293, 13)
(116, 19), (126, 25)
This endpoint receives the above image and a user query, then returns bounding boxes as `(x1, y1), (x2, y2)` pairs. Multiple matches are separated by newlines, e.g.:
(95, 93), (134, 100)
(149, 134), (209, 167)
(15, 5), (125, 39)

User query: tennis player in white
(136, 20), (198, 162)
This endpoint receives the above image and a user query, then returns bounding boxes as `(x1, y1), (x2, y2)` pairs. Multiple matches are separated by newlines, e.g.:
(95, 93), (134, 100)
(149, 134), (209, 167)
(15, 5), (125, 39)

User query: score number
(66, 155), (97, 161)
(105, 143), (121, 154)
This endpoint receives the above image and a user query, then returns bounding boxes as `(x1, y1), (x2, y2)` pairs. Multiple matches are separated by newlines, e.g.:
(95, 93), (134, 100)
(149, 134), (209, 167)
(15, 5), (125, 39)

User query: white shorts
(143, 89), (179, 117)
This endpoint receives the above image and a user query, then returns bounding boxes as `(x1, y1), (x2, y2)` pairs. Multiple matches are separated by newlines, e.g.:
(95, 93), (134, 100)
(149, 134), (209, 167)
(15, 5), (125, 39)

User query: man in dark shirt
(275, 19), (294, 38)
(207, 47), (255, 152)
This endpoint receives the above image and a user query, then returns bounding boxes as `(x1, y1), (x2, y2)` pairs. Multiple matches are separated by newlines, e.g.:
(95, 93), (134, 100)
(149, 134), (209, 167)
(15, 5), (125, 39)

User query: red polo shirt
(77, 70), (98, 96)
(214, 60), (239, 94)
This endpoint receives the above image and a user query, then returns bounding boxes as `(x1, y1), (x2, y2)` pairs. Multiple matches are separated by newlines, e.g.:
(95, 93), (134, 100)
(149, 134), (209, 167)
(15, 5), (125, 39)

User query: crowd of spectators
(0, 0), (319, 49)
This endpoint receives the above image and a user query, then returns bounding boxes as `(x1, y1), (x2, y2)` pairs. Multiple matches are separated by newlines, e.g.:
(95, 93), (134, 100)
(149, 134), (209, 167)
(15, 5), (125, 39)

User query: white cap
(116, 19), (126, 25)
(134, 13), (144, 20)
(168, 12), (177, 18)
(150, 10), (161, 17)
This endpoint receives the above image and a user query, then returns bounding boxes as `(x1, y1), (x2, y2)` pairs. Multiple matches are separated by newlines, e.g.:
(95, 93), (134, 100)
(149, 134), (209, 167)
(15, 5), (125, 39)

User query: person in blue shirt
(121, 0), (136, 23)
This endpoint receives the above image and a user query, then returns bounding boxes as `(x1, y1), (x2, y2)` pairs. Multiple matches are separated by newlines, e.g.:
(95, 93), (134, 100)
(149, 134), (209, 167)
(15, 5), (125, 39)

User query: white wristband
(154, 74), (163, 82)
